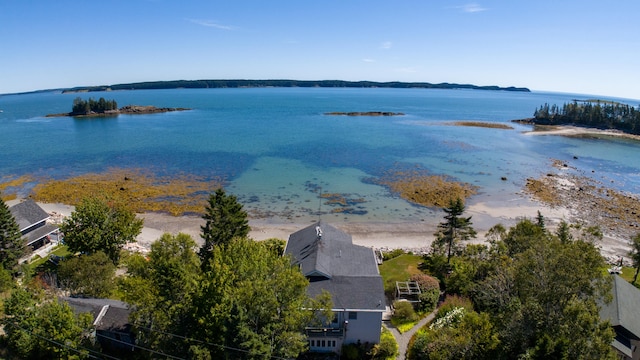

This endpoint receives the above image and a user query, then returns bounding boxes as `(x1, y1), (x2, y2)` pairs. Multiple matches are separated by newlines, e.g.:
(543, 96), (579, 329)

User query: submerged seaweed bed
(1, 166), (477, 218)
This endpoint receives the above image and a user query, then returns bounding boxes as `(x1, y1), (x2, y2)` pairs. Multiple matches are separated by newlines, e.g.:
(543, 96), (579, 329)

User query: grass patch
(619, 267), (639, 287)
(392, 319), (417, 334)
(22, 245), (71, 276)
(379, 254), (423, 294)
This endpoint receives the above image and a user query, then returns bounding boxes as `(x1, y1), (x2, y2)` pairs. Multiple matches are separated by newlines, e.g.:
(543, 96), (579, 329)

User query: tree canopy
(71, 97), (118, 115)
(60, 196), (143, 264)
(433, 197), (476, 264)
(630, 233), (640, 285)
(0, 195), (26, 272)
(414, 218), (616, 359)
(122, 233), (319, 359)
(2, 287), (93, 359)
(199, 188), (249, 264)
(57, 251), (116, 298)
(532, 100), (640, 135)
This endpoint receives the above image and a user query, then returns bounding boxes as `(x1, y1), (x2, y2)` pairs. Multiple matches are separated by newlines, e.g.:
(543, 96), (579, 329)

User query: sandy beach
(523, 124), (640, 142)
(32, 193), (632, 265)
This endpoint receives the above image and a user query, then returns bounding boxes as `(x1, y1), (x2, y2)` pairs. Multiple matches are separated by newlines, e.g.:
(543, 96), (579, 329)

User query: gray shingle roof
(63, 297), (132, 332)
(285, 221), (385, 311)
(9, 200), (49, 231)
(600, 275), (640, 339)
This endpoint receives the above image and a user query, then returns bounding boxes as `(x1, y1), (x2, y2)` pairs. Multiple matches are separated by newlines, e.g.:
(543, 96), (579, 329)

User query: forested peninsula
(516, 100), (640, 135)
(60, 79), (530, 93)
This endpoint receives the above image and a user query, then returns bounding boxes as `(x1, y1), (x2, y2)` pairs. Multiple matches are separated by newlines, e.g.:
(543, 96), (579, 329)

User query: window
(321, 340), (326, 347)
(310, 340), (315, 347)
(348, 312), (357, 320)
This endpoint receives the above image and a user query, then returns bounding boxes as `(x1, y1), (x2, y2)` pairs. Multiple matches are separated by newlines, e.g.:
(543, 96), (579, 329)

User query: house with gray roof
(63, 297), (135, 355)
(285, 221), (386, 354)
(599, 275), (640, 360)
(9, 199), (58, 251)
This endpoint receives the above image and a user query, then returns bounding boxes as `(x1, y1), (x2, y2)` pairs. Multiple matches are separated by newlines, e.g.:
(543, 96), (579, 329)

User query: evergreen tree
(0, 195), (26, 272)
(535, 211), (546, 232)
(199, 188), (249, 264)
(433, 197), (476, 264)
(555, 220), (573, 243)
(630, 233), (640, 285)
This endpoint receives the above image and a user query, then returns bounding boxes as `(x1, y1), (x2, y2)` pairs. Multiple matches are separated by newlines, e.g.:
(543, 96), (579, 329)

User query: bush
(435, 294), (473, 321)
(410, 273), (440, 291)
(382, 249), (405, 261)
(369, 327), (398, 359)
(417, 288), (440, 313)
(393, 300), (418, 323)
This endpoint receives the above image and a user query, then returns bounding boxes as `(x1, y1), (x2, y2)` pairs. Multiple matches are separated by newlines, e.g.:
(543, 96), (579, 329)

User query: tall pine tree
(199, 188), (249, 265)
(0, 195), (26, 272)
(433, 197), (476, 264)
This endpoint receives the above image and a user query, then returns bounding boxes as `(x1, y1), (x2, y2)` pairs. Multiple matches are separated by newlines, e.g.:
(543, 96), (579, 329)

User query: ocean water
(1, 88), (639, 223)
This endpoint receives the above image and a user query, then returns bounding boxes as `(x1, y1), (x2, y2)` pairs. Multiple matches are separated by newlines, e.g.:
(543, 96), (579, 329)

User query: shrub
(435, 294), (473, 321)
(410, 273), (440, 290)
(382, 249), (405, 261)
(417, 288), (440, 313)
(393, 300), (418, 323)
(369, 327), (398, 359)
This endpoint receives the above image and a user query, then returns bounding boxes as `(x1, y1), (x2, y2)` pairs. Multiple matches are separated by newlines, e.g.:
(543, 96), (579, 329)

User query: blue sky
(2, 0), (639, 100)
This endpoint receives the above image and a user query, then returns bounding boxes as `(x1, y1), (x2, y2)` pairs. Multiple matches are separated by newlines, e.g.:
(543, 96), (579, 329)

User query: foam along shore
(31, 195), (631, 264)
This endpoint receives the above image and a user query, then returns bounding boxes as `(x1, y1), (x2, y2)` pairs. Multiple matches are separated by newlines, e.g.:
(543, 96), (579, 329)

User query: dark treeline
(533, 100), (640, 135)
(71, 97), (118, 115)
(62, 79), (530, 93)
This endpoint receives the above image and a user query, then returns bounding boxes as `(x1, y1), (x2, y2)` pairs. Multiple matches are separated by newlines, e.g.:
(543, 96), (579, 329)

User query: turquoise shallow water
(1, 88), (639, 222)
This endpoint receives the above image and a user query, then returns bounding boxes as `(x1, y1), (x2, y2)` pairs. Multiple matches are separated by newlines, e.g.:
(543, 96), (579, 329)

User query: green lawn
(619, 266), (639, 288)
(22, 245), (71, 276)
(379, 253), (423, 294)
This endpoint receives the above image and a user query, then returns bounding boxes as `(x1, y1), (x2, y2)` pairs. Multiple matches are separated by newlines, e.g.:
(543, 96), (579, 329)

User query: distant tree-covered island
(60, 79), (531, 93)
(46, 97), (190, 117)
(515, 100), (640, 135)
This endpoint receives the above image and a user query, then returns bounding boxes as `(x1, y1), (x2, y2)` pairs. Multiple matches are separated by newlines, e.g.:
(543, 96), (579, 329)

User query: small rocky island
(46, 97), (189, 118)
(324, 111), (404, 116)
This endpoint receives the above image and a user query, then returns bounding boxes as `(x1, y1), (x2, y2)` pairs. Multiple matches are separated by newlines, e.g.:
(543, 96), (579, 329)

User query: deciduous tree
(60, 196), (143, 264)
(58, 251), (116, 298)
(2, 287), (93, 359)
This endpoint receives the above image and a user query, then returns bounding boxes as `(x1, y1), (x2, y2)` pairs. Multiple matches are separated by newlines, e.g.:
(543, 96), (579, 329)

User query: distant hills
(60, 79), (530, 93)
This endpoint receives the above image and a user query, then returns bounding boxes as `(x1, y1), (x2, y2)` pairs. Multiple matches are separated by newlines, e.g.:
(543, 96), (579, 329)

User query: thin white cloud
(380, 41), (392, 50)
(457, 3), (487, 13)
(188, 19), (237, 30)
(362, 58), (375, 63)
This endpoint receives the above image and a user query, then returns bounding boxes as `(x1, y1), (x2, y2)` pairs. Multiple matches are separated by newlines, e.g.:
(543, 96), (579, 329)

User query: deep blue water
(1, 88), (639, 222)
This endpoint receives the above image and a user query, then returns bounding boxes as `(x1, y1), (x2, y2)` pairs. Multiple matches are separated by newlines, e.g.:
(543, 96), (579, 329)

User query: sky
(1, 0), (639, 100)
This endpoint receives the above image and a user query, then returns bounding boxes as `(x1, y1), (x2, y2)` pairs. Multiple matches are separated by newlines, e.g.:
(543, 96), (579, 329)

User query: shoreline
(28, 192), (631, 265)
(522, 124), (640, 142)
